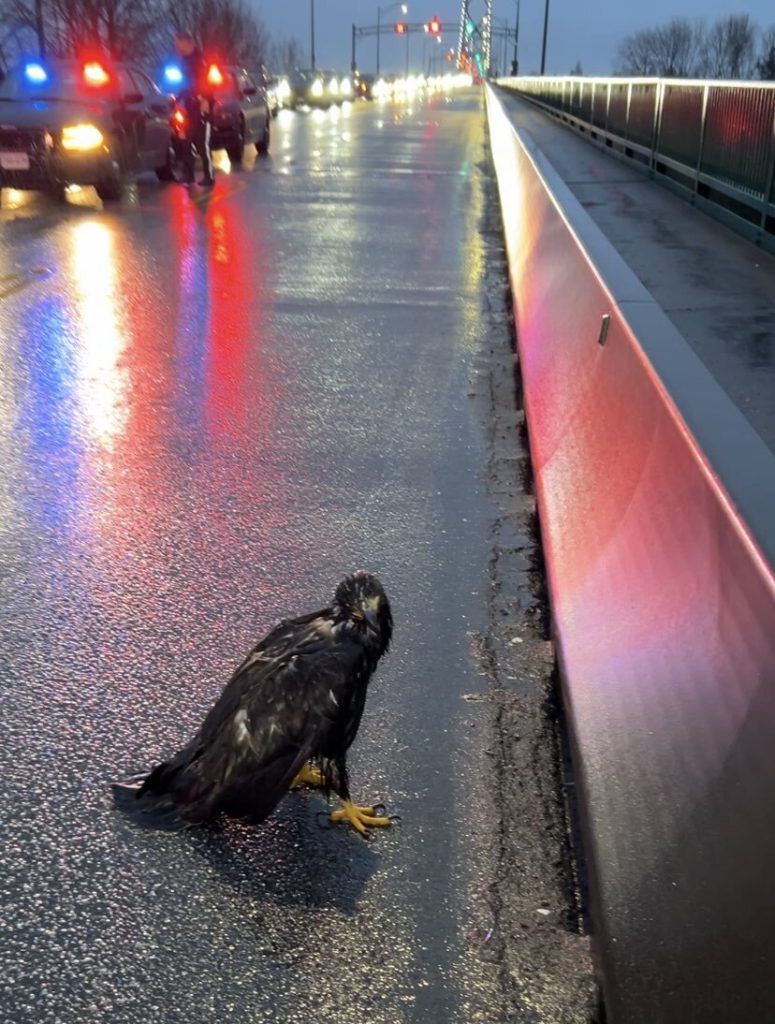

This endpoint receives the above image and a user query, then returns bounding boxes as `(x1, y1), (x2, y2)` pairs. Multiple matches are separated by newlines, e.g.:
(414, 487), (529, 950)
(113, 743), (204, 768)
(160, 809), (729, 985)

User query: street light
(377, 1), (408, 76)
(512, 0), (521, 75)
(540, 0), (550, 74)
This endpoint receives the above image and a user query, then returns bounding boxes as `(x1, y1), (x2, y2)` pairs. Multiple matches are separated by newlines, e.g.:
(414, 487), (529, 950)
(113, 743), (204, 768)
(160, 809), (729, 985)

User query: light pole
(310, 0), (316, 70)
(34, 0), (45, 57)
(540, 0), (549, 74)
(512, 0), (520, 75)
(376, 1), (408, 76)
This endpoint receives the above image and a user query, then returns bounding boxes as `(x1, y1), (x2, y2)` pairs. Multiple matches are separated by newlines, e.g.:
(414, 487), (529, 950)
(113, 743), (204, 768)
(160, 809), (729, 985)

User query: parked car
(164, 63), (270, 164)
(268, 74), (291, 115)
(210, 66), (270, 161)
(0, 58), (175, 200)
(260, 69), (284, 117)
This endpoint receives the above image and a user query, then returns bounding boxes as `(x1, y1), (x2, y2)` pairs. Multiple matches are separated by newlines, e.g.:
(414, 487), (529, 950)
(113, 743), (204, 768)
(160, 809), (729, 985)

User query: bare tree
(756, 25), (775, 79)
(616, 13), (771, 80)
(616, 18), (703, 77)
(616, 27), (659, 75)
(266, 34), (305, 72)
(0, 0), (167, 62)
(0, 0), (39, 65)
(162, 0), (269, 67)
(0, 0), (269, 68)
(698, 14), (757, 79)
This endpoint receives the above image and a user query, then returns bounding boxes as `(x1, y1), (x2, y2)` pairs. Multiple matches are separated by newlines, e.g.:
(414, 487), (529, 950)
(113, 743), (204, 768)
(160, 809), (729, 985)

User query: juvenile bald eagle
(113, 572), (393, 835)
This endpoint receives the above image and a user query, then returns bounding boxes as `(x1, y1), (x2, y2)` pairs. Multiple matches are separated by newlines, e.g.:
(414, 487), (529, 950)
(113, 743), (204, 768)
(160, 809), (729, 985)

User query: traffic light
(394, 21), (408, 34)
(428, 15), (442, 35)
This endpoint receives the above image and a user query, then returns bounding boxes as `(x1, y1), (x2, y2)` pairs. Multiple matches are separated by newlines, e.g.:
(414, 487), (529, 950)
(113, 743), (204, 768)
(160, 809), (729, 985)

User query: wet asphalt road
(0, 91), (516, 1023)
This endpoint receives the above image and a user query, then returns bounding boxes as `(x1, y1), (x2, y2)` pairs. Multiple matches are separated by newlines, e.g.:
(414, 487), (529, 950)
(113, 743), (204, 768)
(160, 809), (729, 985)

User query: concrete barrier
(485, 84), (775, 1024)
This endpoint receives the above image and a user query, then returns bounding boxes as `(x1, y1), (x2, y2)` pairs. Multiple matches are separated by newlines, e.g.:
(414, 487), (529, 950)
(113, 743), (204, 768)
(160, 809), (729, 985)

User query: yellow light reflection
(72, 221), (128, 449)
(212, 212), (228, 264)
(1, 188), (34, 211)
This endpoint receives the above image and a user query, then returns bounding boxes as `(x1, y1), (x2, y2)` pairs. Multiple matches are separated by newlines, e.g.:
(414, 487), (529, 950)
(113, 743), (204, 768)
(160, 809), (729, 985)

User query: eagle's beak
(364, 606), (380, 634)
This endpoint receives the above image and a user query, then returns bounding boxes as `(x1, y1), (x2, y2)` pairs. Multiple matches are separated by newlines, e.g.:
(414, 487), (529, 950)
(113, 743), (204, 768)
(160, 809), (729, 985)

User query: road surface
(0, 90), (593, 1023)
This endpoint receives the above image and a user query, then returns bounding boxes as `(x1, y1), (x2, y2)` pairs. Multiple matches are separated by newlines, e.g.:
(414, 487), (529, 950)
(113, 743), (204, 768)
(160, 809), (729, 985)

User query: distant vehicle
(353, 72), (375, 100)
(211, 66), (270, 161)
(0, 58), (175, 201)
(262, 70), (286, 117)
(324, 72), (352, 103)
(269, 74), (291, 114)
(286, 68), (328, 108)
(164, 63), (270, 164)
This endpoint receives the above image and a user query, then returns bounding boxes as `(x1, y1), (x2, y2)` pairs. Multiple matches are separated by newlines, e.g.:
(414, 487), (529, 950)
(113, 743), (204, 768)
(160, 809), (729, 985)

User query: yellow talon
(329, 799), (392, 835)
(290, 763), (325, 790)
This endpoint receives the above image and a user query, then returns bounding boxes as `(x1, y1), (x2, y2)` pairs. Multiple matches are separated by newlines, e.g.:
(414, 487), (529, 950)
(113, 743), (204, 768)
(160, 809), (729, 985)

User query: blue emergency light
(163, 64), (184, 86)
(24, 61), (48, 83)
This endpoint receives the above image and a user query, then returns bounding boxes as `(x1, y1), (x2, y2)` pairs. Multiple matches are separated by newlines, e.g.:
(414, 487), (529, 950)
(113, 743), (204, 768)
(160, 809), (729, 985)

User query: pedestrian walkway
(499, 90), (775, 453)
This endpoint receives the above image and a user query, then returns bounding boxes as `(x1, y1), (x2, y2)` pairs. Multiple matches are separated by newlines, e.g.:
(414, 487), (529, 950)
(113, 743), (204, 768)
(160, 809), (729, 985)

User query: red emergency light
(83, 60), (111, 86)
(206, 64), (224, 87)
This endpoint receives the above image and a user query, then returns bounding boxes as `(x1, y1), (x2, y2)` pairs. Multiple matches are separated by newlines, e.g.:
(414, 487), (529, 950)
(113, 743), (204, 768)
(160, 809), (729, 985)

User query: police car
(0, 58), (176, 201)
(161, 61), (270, 164)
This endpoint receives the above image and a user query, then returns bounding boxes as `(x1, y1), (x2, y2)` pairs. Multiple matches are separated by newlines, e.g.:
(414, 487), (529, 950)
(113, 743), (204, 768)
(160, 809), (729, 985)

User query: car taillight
(171, 106), (187, 136)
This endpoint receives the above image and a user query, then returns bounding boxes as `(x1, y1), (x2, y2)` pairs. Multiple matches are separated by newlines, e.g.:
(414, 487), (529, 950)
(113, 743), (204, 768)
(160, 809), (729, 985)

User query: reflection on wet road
(0, 93), (507, 1022)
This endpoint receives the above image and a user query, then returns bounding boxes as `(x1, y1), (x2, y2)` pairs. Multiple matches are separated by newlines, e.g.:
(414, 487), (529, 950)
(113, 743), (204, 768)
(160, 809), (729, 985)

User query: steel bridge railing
(497, 76), (775, 251)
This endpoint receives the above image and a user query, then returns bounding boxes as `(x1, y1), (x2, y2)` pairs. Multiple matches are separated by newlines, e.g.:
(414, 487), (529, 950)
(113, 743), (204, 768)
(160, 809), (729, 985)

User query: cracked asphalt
(0, 90), (594, 1023)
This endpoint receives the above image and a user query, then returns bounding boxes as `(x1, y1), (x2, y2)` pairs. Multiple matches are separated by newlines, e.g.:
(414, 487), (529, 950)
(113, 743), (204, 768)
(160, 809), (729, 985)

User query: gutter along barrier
(485, 84), (775, 1024)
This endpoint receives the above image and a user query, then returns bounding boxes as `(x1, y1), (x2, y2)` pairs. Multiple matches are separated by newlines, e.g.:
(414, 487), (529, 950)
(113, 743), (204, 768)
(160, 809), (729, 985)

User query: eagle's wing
(137, 611), (346, 825)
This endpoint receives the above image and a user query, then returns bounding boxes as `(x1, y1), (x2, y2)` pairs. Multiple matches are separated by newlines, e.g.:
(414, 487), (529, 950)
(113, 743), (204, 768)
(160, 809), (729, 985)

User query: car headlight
(61, 124), (104, 151)
(278, 81), (291, 100)
(311, 79), (324, 98)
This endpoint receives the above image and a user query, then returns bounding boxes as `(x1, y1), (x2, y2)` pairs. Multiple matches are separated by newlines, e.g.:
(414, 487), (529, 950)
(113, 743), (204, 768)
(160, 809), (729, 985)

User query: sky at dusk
(252, 1), (775, 75)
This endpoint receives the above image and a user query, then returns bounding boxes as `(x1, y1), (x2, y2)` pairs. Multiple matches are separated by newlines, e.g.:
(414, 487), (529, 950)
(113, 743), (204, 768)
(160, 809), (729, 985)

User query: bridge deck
(498, 91), (775, 455)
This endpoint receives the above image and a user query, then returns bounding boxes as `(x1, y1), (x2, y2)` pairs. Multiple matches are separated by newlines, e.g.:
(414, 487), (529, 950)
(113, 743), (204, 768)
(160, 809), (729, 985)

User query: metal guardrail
(485, 83), (775, 1023)
(497, 76), (775, 252)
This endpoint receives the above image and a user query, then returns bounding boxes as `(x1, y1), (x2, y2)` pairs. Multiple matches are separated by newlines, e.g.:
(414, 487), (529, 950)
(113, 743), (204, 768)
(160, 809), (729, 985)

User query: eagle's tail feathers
(111, 770), (194, 831)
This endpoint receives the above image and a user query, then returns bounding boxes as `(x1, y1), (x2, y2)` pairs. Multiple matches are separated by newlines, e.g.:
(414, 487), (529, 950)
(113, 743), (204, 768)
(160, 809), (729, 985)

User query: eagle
(113, 572), (393, 836)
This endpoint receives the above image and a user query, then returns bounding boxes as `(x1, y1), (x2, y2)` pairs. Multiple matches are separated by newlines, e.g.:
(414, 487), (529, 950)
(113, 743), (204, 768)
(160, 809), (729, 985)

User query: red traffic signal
(394, 21), (408, 34)
(428, 15), (442, 35)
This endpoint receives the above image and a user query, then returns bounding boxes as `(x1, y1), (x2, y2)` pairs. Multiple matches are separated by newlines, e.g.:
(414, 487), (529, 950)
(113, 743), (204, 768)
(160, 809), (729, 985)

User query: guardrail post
(625, 81), (632, 142)
(652, 80), (664, 175)
(762, 107), (775, 236)
(694, 83), (710, 203)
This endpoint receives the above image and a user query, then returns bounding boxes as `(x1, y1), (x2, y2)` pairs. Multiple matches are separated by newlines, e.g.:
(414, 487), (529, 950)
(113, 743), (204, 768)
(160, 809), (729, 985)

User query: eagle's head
(333, 571), (393, 653)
